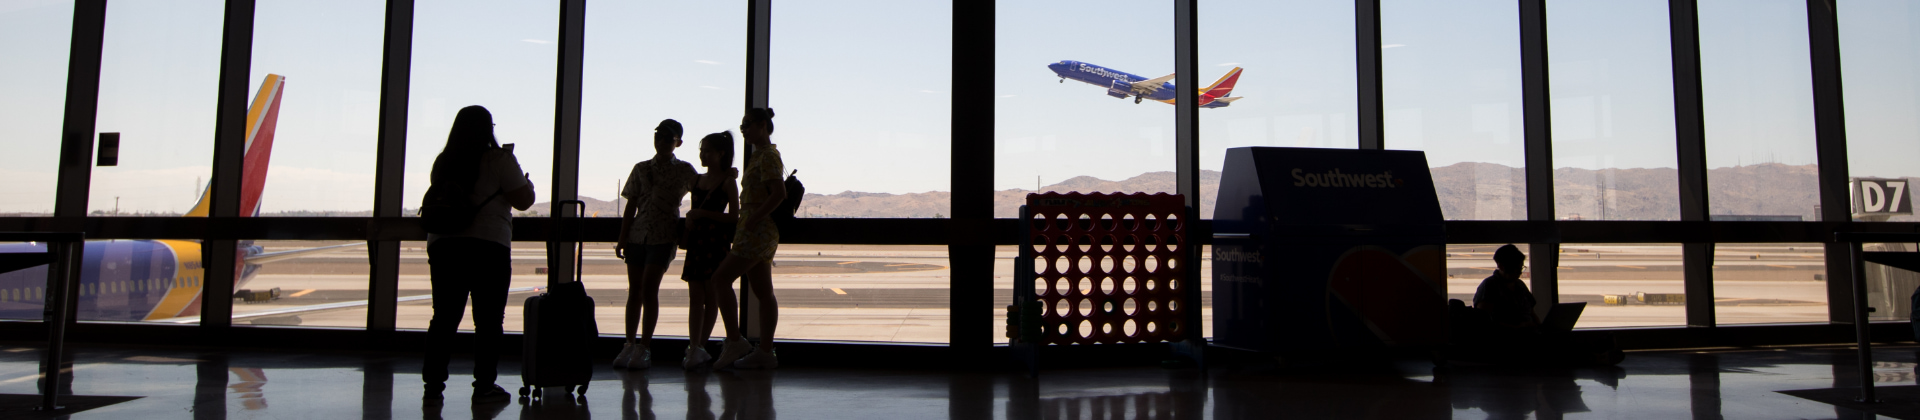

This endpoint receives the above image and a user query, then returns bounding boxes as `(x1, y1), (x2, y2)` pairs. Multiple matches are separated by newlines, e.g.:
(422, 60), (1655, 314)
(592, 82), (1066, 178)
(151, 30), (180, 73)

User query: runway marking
(1617, 266), (1646, 269)
(1766, 265), (1797, 269)
(837, 261), (860, 265)
(831, 288), (847, 295)
(289, 289), (317, 298)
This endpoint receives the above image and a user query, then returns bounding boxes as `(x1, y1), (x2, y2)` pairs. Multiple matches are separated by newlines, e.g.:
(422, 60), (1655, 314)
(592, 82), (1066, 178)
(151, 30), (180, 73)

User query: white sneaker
(713, 338), (752, 370)
(612, 342), (635, 369)
(632, 344), (652, 369)
(684, 345), (712, 369)
(734, 350), (778, 369)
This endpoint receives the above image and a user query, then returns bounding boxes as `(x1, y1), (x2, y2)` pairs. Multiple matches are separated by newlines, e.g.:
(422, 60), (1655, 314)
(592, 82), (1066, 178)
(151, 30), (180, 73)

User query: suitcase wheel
(518, 386), (529, 397)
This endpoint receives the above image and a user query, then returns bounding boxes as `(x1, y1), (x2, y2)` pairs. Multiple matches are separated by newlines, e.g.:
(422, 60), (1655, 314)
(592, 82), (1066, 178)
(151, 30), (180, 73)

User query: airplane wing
(245, 242), (368, 265)
(1130, 73), (1176, 92)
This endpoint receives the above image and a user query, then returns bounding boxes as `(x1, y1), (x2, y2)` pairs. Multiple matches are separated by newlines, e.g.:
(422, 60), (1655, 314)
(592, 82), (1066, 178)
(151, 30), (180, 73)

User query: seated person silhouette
(1448, 244), (1622, 366)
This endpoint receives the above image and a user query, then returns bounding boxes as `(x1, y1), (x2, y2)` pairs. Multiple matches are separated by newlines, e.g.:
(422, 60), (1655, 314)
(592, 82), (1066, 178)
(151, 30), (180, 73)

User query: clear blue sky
(0, 0), (1911, 214)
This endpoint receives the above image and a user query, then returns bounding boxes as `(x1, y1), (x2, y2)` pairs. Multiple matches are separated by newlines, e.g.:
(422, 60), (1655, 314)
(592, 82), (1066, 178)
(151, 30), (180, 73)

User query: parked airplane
(0, 74), (366, 322)
(1047, 60), (1243, 107)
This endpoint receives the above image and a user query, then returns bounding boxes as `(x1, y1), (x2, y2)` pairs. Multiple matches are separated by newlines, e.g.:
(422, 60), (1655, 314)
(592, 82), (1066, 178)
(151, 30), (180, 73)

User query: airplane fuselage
(0, 240), (263, 322)
(1049, 61), (1179, 103)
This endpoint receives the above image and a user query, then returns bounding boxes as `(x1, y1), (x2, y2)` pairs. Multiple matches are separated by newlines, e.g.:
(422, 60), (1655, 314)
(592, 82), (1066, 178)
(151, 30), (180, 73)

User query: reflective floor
(0, 342), (1917, 419)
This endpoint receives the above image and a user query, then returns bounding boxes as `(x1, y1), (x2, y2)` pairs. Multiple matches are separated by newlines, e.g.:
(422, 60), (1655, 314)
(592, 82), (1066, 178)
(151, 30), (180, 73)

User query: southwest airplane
(1047, 60), (1243, 107)
(0, 74), (366, 323)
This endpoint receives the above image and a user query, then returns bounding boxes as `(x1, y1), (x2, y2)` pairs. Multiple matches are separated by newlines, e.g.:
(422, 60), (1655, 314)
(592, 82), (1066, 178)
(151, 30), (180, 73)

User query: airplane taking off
(0, 74), (368, 323)
(1048, 60), (1243, 108)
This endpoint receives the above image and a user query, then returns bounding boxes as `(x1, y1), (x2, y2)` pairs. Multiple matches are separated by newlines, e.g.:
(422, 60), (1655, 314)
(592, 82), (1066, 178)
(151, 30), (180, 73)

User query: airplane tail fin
(1200, 67), (1242, 103)
(186, 74), (286, 217)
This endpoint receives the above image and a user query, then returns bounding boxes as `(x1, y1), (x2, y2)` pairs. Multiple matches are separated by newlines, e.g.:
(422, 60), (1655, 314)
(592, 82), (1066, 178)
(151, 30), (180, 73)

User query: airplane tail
(186, 74), (286, 218)
(1199, 67), (1242, 107)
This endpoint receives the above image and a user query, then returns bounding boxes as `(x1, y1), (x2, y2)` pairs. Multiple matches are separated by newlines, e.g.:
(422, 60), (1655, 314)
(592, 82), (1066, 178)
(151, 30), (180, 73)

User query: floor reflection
(3, 343), (1918, 419)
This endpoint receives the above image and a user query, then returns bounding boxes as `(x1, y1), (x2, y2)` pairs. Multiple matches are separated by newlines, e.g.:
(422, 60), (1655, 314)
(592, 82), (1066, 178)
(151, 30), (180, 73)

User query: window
(1381, 0), (1526, 220)
(0, 1), (71, 216)
(90, 1), (223, 216)
(1699, 0), (1820, 221)
(1547, 0), (1679, 221)
(996, 0), (1174, 217)
(1840, 0), (1920, 222)
(1712, 243), (1827, 325)
(403, 0), (558, 216)
(1199, 0), (1358, 219)
(772, 0), (952, 218)
(251, 0), (384, 217)
(1566, 243), (1686, 328)
(233, 240), (370, 328)
(579, 0), (745, 218)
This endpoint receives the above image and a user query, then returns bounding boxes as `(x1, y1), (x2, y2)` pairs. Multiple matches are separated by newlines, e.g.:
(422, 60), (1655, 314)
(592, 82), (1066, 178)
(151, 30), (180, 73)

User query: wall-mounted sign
(1853, 177), (1913, 216)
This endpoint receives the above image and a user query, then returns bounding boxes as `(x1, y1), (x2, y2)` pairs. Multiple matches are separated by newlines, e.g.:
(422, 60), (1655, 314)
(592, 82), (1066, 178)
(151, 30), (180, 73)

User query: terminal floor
(1, 342), (1918, 419)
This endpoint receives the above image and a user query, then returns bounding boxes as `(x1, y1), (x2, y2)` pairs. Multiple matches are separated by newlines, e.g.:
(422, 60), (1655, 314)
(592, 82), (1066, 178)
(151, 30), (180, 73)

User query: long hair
(701, 131), (735, 167)
(431, 106), (498, 188)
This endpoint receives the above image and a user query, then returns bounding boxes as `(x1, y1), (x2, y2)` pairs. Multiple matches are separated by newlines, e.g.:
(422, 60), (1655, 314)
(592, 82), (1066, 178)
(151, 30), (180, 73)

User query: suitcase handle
(552, 199), (587, 284)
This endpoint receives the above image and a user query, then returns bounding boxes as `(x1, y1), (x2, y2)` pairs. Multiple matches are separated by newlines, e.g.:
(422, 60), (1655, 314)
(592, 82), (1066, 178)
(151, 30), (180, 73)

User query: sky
(0, 0), (1912, 215)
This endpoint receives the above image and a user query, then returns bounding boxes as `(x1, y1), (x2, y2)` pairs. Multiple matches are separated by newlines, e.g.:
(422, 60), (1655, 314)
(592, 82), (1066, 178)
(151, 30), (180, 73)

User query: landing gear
(1059, 78), (1065, 83)
(1135, 95), (1144, 104)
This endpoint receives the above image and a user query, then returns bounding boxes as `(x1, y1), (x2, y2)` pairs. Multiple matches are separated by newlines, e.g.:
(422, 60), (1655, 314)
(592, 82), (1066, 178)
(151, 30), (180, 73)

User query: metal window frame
(19, 0), (1899, 352)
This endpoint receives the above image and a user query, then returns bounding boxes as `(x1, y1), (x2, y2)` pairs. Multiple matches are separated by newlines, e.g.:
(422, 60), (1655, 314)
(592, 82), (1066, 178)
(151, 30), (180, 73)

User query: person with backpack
(708, 108), (788, 370)
(612, 119), (699, 370)
(419, 106), (535, 404)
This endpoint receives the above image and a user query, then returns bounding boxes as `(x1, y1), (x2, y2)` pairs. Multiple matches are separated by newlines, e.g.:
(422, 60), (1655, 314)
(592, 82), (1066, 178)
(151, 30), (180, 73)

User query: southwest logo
(1290, 168), (1402, 188)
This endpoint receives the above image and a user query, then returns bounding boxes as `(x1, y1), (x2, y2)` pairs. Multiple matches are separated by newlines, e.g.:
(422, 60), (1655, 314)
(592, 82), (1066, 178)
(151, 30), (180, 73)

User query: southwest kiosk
(1211, 147), (1449, 355)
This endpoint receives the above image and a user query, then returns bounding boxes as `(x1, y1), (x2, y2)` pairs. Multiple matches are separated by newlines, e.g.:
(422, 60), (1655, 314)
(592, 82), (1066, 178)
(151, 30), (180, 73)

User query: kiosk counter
(1212, 147), (1449, 353)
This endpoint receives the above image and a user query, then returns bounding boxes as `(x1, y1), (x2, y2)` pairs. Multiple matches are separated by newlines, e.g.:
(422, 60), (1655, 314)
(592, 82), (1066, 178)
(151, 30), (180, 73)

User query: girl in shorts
(708, 108), (785, 370)
(678, 131), (739, 368)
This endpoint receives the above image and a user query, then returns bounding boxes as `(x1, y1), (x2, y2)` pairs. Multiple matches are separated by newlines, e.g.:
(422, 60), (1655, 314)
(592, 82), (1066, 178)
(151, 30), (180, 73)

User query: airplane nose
(1047, 63), (1066, 74)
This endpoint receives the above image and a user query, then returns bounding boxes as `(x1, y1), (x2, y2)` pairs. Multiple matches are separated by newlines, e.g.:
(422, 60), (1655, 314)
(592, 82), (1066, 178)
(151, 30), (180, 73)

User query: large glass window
(1381, 0), (1527, 220)
(1547, 0), (1679, 221)
(772, 0), (952, 218)
(1712, 243), (1827, 325)
(1699, 0), (1821, 221)
(403, 1), (557, 216)
(996, 0), (1174, 217)
(0, 1), (72, 216)
(1840, 0), (1920, 222)
(579, 1), (745, 217)
(395, 241), (548, 332)
(251, 0), (384, 217)
(1564, 243), (1686, 329)
(1198, 0), (1357, 218)
(90, 1), (223, 216)
(232, 240), (370, 328)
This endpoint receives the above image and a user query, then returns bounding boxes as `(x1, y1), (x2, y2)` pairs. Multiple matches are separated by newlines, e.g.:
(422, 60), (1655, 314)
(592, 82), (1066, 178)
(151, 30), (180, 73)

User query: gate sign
(1853, 178), (1913, 216)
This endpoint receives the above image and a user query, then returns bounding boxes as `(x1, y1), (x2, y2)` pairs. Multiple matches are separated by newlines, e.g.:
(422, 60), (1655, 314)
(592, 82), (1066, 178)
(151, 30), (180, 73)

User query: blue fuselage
(1049, 60), (1178, 103)
(0, 240), (261, 322)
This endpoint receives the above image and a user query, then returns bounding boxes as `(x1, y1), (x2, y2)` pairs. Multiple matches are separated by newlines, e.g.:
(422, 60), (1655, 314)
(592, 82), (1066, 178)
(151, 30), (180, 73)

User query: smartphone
(502, 143), (515, 152)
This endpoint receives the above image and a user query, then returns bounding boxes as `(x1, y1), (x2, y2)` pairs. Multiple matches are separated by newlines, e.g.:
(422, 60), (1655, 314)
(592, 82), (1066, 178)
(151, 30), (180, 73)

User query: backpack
(418, 180), (499, 235)
(772, 170), (803, 228)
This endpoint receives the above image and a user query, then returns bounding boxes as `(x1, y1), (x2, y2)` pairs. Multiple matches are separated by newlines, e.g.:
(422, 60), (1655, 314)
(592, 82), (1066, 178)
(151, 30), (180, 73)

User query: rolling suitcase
(520, 200), (597, 404)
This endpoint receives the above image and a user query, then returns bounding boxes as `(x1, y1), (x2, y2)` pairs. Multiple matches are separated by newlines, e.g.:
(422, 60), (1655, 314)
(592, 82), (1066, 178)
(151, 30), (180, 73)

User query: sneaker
(733, 349), (778, 369)
(613, 342), (636, 369)
(632, 344), (652, 369)
(471, 384), (511, 404)
(684, 345), (712, 369)
(713, 337), (753, 370)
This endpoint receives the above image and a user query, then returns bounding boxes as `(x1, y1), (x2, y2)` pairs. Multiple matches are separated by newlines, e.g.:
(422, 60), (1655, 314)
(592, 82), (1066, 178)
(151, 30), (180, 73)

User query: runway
(225, 242), (1838, 344)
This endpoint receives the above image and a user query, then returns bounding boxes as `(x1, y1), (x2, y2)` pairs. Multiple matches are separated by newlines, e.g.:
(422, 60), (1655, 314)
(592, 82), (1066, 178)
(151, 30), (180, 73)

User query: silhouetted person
(680, 132), (740, 369)
(709, 108), (786, 370)
(1475, 244), (1539, 334)
(614, 119), (698, 370)
(422, 105), (534, 404)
